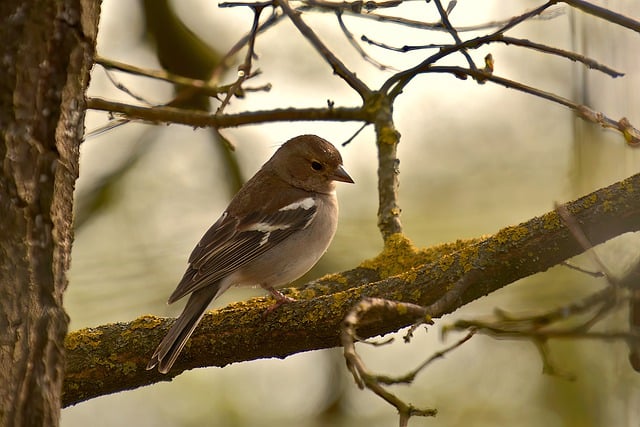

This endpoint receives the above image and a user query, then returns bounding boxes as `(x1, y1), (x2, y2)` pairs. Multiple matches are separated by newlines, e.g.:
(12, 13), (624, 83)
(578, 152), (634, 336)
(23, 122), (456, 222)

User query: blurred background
(62, 0), (640, 426)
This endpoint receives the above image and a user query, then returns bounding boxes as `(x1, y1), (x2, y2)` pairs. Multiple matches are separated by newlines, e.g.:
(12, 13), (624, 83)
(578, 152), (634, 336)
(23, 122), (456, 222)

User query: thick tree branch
(63, 172), (640, 407)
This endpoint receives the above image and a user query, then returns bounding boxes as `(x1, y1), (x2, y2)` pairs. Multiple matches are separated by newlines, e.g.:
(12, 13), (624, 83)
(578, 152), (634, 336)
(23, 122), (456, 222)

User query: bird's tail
(146, 288), (216, 374)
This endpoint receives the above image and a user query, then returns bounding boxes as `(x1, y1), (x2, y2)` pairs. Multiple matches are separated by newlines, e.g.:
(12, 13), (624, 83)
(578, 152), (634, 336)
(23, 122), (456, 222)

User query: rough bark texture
(0, 1), (99, 426)
(62, 172), (640, 406)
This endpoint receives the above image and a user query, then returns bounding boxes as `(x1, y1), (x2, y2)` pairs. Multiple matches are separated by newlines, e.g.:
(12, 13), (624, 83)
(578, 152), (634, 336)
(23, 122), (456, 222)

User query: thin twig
(302, 0), (405, 13)
(341, 122), (369, 146)
(361, 35), (445, 52)
(274, 0), (372, 99)
(335, 10), (393, 71)
(420, 66), (640, 145)
(556, 203), (615, 280)
(382, 1), (557, 97)
(432, 0), (477, 71)
(363, 34), (624, 78)
(561, 0), (640, 34)
(561, 261), (605, 278)
(497, 35), (623, 77)
(341, 298), (437, 425)
(210, 7), (284, 84)
(216, 3), (267, 113)
(96, 56), (225, 94)
(349, 5), (564, 32)
(376, 331), (475, 385)
(102, 69), (152, 105)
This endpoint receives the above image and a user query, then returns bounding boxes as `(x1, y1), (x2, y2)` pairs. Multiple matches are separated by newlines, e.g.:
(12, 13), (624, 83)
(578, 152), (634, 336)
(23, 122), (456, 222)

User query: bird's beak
(332, 165), (354, 183)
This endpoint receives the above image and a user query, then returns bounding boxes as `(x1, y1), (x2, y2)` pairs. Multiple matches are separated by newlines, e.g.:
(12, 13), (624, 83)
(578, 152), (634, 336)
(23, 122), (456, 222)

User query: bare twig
(102, 68), (152, 105)
(556, 203), (615, 280)
(349, 5), (565, 32)
(363, 34), (624, 78)
(446, 287), (629, 380)
(381, 331), (475, 385)
(209, 6), (284, 85)
(216, 2), (268, 113)
(560, 261), (605, 278)
(335, 10), (393, 71)
(95, 56), (226, 94)
(341, 122), (369, 146)
(87, 97), (370, 128)
(341, 298), (437, 426)
(361, 35), (444, 52)
(561, 0), (640, 34)
(432, 0), (477, 71)
(626, 260), (640, 371)
(418, 66), (640, 146)
(496, 36), (623, 77)
(302, 0), (405, 13)
(274, 0), (372, 99)
(381, 1), (558, 97)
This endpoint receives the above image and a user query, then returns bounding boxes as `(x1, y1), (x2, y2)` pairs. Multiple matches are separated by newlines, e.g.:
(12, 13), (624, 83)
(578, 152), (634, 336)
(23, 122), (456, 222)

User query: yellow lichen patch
(65, 328), (103, 351)
(396, 302), (409, 316)
(318, 272), (349, 286)
(296, 287), (319, 300)
(378, 124), (400, 145)
(602, 200), (614, 213)
(581, 194), (598, 209)
(120, 361), (137, 376)
(493, 224), (529, 245)
(130, 314), (163, 330)
(438, 254), (455, 272)
(402, 266), (419, 284)
(120, 315), (164, 338)
(457, 243), (480, 273)
(359, 233), (421, 279)
(359, 234), (482, 281)
(542, 211), (561, 230)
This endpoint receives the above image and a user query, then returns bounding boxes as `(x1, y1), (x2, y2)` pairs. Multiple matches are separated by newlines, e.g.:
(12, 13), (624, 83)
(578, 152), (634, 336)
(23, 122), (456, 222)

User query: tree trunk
(0, 1), (99, 426)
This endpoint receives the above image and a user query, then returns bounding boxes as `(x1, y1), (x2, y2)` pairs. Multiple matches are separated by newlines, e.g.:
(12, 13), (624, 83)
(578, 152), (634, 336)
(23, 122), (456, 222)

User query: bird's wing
(167, 197), (317, 303)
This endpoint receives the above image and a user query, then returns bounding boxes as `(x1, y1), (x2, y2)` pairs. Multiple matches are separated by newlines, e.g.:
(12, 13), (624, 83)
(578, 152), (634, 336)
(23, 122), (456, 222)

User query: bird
(146, 134), (354, 373)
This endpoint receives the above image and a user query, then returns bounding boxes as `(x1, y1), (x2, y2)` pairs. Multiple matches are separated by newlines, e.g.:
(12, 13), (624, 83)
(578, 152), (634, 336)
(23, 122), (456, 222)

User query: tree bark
(0, 1), (99, 426)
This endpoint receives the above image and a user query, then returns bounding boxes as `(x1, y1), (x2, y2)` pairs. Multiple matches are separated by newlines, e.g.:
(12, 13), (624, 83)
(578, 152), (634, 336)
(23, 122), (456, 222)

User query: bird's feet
(262, 285), (296, 316)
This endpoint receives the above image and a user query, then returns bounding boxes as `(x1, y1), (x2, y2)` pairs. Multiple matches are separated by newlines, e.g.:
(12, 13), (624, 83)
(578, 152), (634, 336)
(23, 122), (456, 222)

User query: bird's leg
(262, 284), (296, 314)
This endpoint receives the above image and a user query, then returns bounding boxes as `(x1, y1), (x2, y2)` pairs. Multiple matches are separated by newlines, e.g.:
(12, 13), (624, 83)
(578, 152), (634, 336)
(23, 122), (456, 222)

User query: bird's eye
(311, 161), (323, 171)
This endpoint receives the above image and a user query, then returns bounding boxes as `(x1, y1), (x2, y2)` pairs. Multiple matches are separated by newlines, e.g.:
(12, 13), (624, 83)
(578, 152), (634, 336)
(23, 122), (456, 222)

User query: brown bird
(147, 135), (354, 373)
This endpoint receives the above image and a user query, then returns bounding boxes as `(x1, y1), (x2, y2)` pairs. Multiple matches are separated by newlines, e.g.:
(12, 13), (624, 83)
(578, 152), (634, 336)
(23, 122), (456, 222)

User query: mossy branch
(63, 172), (640, 407)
